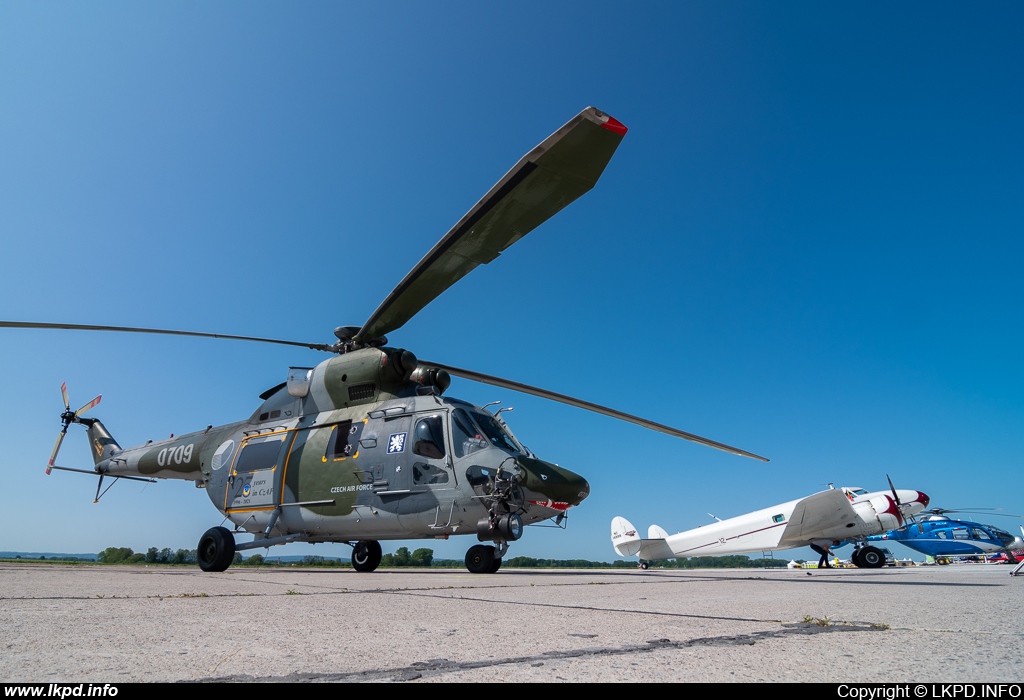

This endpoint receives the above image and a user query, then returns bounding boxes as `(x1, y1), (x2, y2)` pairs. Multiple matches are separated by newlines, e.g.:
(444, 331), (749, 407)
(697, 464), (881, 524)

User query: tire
(859, 546), (885, 569)
(851, 549), (864, 568)
(489, 557), (502, 573)
(197, 527), (235, 572)
(465, 544), (495, 574)
(352, 540), (382, 572)
(639, 561), (650, 570)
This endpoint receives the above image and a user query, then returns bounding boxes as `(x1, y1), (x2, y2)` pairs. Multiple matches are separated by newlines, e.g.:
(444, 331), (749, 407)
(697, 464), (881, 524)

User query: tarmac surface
(2, 561), (1022, 683)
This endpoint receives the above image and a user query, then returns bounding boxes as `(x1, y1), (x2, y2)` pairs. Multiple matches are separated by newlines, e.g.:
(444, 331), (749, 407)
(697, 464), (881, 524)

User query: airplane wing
(776, 488), (858, 547)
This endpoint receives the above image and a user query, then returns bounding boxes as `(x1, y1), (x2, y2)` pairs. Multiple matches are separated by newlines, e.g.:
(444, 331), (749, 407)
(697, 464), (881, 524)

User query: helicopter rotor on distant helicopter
(2, 106), (768, 574)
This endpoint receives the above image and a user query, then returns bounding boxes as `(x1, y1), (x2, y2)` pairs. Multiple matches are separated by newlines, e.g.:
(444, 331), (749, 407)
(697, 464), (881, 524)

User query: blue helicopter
(868, 508), (1024, 563)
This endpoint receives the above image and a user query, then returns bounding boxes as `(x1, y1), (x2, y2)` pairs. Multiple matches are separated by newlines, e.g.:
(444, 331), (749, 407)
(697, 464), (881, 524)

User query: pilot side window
(413, 415), (446, 460)
(952, 528), (970, 540)
(452, 409), (487, 458)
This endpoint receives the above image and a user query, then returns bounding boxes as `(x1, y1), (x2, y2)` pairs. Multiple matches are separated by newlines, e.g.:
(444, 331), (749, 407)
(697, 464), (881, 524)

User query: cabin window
(325, 420), (364, 462)
(972, 528), (994, 541)
(772, 514), (785, 523)
(236, 438), (284, 472)
(413, 462), (449, 485)
(413, 415), (446, 459)
(952, 528), (970, 540)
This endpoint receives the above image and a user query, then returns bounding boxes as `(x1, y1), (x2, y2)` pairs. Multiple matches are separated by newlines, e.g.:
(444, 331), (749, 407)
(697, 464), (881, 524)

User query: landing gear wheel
(465, 544), (496, 574)
(859, 546), (885, 569)
(352, 540), (382, 572)
(639, 561), (650, 570)
(197, 527), (236, 572)
(488, 557), (502, 573)
(851, 549), (864, 568)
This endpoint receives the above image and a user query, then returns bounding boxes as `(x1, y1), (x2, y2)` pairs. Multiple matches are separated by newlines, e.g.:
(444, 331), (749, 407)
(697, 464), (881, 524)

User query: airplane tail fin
(611, 516), (643, 557)
(648, 524), (669, 539)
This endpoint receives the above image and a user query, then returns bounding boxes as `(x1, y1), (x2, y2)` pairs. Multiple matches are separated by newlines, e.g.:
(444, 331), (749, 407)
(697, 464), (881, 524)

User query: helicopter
(3, 106), (768, 575)
(611, 480), (930, 569)
(868, 508), (1024, 564)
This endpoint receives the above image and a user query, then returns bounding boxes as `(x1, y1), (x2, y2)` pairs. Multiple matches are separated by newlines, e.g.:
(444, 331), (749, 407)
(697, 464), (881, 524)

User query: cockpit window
(972, 528), (994, 541)
(452, 409), (487, 458)
(473, 411), (520, 454)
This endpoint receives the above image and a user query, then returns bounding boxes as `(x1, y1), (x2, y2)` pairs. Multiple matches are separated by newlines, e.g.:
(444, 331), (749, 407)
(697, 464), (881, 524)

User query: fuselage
(613, 486), (930, 560)
(870, 517), (1024, 558)
(87, 347), (590, 545)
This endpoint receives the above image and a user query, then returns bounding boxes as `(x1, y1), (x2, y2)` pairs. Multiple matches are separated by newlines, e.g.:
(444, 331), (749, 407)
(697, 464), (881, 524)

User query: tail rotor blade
(47, 431), (66, 475)
(75, 395), (101, 418)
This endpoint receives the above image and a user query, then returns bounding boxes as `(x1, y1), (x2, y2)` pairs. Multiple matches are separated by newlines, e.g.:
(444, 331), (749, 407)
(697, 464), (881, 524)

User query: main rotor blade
(0, 322), (334, 352)
(421, 360), (769, 462)
(355, 106), (628, 344)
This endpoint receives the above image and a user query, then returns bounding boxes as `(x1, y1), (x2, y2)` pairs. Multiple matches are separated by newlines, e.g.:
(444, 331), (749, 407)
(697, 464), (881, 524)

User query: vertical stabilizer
(83, 419), (121, 466)
(611, 516), (643, 557)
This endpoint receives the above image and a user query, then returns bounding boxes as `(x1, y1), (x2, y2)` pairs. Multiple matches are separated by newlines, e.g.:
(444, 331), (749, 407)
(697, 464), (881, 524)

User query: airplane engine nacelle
(611, 516), (643, 557)
(853, 496), (902, 531)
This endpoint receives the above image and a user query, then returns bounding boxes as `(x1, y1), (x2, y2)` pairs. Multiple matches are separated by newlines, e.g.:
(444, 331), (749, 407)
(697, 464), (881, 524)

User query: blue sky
(2, 3), (1021, 564)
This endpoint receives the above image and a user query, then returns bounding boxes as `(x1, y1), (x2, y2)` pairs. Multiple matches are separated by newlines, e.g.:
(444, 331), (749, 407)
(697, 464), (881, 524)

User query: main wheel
(351, 540), (382, 572)
(851, 549), (865, 568)
(197, 527), (236, 572)
(465, 544), (495, 574)
(488, 556), (502, 573)
(639, 561), (650, 570)
(859, 546), (886, 569)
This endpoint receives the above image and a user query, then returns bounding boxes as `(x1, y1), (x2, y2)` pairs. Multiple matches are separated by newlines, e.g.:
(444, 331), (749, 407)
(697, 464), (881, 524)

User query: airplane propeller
(886, 473), (910, 527)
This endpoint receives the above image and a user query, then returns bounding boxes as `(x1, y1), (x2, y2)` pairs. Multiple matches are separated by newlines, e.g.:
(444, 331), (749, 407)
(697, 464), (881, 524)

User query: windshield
(473, 411), (521, 453)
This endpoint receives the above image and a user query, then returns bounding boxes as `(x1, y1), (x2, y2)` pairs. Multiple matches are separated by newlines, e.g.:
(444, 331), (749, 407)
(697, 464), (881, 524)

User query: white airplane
(611, 483), (931, 569)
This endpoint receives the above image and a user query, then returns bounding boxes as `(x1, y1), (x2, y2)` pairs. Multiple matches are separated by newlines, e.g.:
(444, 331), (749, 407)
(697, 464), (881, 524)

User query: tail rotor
(47, 382), (101, 475)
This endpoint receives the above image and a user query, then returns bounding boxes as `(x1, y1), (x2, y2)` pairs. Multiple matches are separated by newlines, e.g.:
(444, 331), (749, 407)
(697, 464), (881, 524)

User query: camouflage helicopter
(3, 107), (768, 574)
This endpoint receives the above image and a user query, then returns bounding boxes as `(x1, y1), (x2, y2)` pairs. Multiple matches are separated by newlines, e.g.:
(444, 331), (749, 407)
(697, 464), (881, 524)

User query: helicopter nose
(516, 456), (590, 508)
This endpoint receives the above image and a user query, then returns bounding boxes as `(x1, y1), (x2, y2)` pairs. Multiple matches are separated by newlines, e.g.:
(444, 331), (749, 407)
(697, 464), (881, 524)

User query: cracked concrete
(1, 563), (1021, 682)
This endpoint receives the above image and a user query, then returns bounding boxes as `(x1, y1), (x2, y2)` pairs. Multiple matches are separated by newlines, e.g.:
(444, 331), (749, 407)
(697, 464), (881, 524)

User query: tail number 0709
(157, 444), (194, 467)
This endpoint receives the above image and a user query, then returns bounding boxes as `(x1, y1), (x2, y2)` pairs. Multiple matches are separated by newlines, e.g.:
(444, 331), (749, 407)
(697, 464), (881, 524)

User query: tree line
(90, 546), (790, 569)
